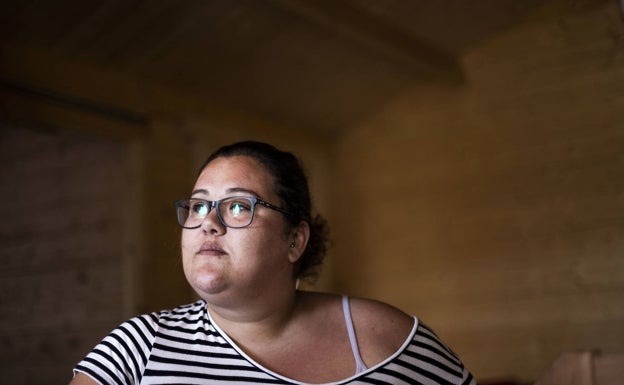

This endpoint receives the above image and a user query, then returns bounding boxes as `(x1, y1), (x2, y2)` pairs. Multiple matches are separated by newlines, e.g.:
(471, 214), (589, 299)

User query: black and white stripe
(74, 300), (477, 385)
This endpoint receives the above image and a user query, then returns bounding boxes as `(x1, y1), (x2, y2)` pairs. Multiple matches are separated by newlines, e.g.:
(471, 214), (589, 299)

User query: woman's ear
(288, 221), (310, 263)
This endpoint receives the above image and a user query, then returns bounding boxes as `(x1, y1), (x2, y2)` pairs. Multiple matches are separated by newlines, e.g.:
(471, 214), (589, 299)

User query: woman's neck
(206, 288), (303, 343)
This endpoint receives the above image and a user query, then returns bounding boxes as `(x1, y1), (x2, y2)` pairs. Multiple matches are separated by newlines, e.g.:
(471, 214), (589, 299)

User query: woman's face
(181, 155), (297, 304)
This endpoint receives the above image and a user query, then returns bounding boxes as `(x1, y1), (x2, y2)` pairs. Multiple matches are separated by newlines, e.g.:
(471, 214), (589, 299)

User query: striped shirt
(74, 300), (477, 385)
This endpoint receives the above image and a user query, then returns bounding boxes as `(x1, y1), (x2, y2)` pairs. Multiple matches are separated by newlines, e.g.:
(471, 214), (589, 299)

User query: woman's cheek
(180, 231), (197, 266)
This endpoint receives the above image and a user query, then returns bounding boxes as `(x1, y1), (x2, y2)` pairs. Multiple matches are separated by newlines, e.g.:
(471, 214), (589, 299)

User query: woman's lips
(198, 242), (226, 256)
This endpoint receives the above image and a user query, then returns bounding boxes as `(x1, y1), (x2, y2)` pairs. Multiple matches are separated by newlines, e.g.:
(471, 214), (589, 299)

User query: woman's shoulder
(348, 296), (415, 337)
(118, 299), (207, 333)
(348, 296), (414, 323)
(153, 299), (207, 319)
(347, 295), (416, 365)
(301, 291), (413, 328)
(301, 292), (415, 363)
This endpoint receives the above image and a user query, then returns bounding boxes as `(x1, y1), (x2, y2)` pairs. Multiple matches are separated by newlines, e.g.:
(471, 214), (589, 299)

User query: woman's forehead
(194, 156), (275, 195)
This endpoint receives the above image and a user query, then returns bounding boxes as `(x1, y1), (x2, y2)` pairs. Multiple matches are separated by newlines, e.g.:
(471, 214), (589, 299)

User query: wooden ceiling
(0, 0), (610, 138)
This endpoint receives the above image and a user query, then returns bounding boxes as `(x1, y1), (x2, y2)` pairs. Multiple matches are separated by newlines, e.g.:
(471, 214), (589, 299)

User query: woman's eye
(191, 202), (208, 215)
(228, 201), (251, 215)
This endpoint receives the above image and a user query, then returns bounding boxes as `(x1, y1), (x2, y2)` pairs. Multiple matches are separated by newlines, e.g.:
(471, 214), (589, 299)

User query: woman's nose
(201, 207), (226, 234)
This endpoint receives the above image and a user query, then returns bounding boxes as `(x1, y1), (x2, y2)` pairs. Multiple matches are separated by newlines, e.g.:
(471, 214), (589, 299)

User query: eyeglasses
(175, 196), (295, 229)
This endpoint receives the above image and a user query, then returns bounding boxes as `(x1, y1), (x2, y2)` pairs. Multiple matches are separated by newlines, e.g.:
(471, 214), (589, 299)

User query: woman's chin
(189, 272), (228, 296)
(184, 259), (227, 289)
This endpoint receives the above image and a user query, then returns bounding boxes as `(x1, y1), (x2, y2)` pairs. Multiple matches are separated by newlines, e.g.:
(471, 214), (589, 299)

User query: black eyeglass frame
(175, 196), (296, 229)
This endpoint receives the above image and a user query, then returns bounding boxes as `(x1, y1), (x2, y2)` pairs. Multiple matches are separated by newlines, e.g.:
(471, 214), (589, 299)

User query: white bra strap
(342, 295), (368, 374)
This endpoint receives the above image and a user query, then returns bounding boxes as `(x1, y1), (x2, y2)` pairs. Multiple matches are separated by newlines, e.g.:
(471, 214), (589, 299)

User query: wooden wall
(0, 126), (132, 384)
(330, 3), (624, 383)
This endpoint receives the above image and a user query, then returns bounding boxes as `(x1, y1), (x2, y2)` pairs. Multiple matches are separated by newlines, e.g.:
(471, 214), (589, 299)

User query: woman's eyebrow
(191, 188), (208, 196)
(226, 187), (260, 197)
(190, 187), (261, 197)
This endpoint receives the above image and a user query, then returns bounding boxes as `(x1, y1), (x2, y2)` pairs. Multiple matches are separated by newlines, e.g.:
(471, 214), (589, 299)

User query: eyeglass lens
(177, 197), (255, 228)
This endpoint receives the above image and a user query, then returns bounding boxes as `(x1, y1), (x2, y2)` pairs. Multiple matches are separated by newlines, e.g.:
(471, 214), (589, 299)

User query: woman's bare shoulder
(301, 292), (414, 330)
(349, 296), (414, 330)
(297, 291), (415, 346)
(348, 296), (415, 364)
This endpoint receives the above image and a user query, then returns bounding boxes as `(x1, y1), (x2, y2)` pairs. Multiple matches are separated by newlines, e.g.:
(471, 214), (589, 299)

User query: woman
(70, 141), (477, 385)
